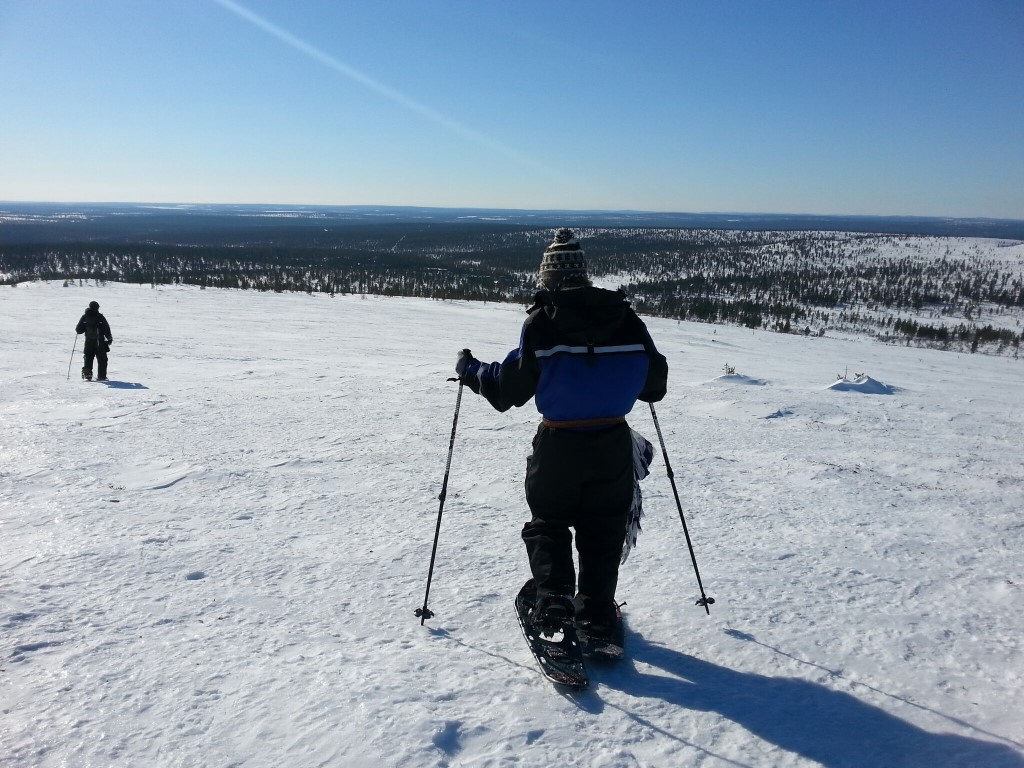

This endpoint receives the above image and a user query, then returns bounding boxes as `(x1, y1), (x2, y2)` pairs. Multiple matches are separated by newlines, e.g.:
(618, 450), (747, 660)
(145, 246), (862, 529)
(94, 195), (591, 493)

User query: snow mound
(705, 374), (768, 386)
(827, 375), (897, 394)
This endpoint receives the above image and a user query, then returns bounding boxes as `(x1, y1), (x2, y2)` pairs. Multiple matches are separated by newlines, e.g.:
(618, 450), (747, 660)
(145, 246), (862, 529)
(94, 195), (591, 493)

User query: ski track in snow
(1, 280), (1023, 767)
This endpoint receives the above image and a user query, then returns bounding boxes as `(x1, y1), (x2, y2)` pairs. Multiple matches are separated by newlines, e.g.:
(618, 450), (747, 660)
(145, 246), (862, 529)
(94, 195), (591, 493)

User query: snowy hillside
(2, 282), (1022, 767)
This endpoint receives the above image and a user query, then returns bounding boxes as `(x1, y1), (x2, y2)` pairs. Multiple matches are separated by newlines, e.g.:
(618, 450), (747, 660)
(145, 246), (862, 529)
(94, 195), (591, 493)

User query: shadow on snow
(591, 630), (1023, 768)
(101, 380), (148, 389)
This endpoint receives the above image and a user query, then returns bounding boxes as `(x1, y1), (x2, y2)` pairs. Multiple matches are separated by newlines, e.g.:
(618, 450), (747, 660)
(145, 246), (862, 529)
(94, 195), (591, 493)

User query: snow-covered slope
(2, 282), (1022, 767)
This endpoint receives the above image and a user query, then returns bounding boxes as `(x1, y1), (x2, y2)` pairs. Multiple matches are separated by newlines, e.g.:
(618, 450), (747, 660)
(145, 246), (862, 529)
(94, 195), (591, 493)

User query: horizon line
(1, 200), (1022, 223)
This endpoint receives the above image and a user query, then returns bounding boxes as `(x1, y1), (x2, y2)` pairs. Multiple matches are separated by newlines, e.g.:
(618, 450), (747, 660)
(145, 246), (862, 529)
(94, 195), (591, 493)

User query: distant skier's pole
(415, 379), (464, 624)
(66, 335), (79, 380)
(649, 402), (715, 614)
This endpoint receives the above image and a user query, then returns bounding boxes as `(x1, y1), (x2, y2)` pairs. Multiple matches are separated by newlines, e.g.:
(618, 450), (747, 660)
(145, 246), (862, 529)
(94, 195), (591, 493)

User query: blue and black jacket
(468, 287), (667, 422)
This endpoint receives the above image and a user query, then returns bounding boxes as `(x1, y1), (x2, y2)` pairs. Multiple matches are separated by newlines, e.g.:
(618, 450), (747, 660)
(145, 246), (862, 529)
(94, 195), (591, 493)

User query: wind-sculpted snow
(1, 282), (1022, 767)
(827, 375), (899, 395)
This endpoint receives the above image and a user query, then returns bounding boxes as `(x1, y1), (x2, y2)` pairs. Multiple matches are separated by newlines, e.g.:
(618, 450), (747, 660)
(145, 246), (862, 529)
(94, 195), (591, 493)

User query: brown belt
(541, 415), (627, 430)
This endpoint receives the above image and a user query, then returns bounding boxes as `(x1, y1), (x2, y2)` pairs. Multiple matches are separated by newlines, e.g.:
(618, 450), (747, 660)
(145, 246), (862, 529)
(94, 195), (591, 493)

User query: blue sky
(2, 0), (1022, 217)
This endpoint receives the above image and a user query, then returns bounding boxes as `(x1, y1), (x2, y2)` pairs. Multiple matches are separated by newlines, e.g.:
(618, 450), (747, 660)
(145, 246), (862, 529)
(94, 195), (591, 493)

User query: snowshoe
(515, 580), (588, 689)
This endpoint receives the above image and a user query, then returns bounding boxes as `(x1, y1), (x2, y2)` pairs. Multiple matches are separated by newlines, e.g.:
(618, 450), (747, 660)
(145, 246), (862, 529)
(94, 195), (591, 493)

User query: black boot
(81, 368), (92, 381)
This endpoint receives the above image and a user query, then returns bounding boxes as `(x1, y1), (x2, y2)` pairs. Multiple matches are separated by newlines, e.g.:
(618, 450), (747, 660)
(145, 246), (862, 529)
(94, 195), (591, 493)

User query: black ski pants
(522, 421), (633, 624)
(83, 338), (108, 379)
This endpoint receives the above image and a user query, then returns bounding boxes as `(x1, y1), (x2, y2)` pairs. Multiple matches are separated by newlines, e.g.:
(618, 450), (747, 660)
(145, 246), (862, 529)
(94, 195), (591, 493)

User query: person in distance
(75, 300), (113, 381)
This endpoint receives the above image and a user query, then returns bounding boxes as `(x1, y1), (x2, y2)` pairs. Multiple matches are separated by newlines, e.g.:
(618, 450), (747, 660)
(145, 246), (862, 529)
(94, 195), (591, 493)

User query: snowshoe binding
(577, 602), (626, 660)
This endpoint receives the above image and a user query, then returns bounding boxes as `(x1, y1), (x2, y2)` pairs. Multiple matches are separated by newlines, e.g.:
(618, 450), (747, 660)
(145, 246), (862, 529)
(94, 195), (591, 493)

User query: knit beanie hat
(538, 228), (589, 289)
(89, 301), (100, 310)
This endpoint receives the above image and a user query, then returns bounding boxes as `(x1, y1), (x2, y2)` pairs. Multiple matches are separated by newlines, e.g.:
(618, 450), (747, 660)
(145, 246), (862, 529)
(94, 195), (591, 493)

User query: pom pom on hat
(538, 228), (589, 289)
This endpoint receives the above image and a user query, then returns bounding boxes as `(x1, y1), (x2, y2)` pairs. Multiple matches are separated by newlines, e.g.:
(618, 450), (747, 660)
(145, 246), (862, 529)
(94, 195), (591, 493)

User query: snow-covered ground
(2, 281), (1022, 767)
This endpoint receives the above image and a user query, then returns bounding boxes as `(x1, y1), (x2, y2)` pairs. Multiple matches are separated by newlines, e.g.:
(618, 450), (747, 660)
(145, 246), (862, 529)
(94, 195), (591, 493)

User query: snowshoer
(75, 301), (113, 381)
(455, 228), (668, 642)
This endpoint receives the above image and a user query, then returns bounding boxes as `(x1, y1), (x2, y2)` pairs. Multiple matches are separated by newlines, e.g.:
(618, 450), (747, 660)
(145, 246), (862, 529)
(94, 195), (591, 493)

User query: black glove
(455, 348), (481, 383)
(106, 339), (113, 347)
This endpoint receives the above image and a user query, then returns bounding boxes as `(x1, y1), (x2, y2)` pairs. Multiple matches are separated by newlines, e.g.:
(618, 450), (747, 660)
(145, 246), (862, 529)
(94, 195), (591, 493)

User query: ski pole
(66, 335), (79, 380)
(649, 402), (715, 614)
(415, 378), (464, 624)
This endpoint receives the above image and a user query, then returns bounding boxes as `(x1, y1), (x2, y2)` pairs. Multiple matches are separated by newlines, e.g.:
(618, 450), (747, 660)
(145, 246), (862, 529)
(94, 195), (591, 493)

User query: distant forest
(3, 222), (1023, 356)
